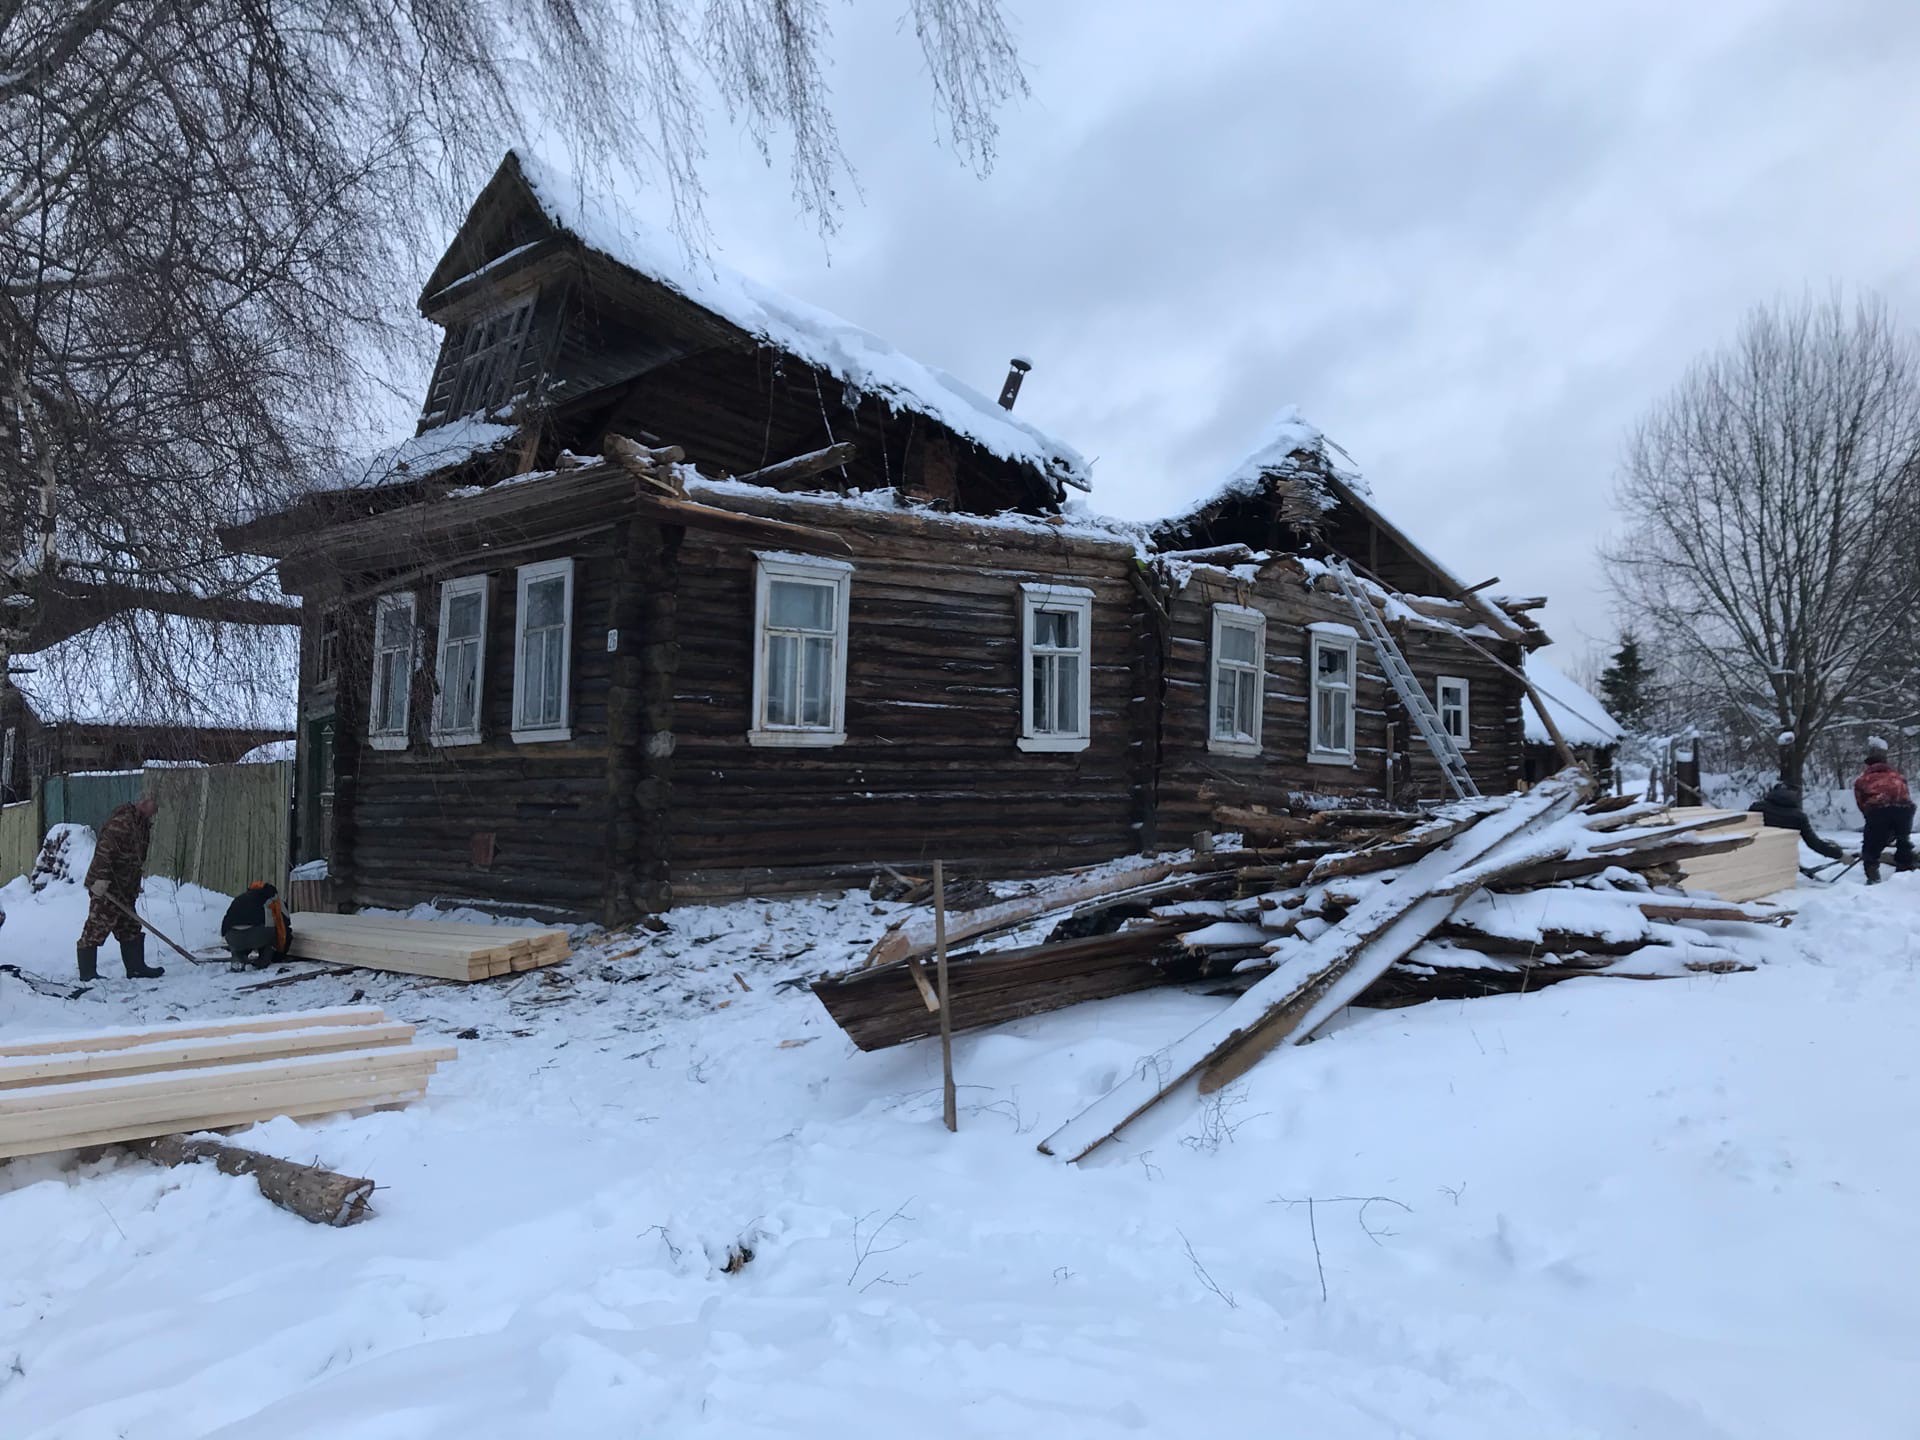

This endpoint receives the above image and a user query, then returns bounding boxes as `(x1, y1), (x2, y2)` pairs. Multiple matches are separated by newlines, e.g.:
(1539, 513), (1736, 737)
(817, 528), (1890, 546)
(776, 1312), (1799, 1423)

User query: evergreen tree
(1598, 633), (1653, 729)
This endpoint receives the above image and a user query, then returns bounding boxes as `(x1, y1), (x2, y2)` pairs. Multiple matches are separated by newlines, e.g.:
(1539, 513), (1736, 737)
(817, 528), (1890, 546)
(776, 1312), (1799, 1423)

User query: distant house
(0, 616), (296, 801)
(1521, 657), (1623, 783)
(225, 152), (1553, 922)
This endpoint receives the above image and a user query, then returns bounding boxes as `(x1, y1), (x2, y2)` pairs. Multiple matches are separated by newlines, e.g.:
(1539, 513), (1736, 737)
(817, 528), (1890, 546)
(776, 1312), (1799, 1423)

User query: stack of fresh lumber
(0, 1006), (453, 1160)
(1665, 806), (1803, 902)
(814, 775), (1791, 1156)
(288, 912), (569, 981)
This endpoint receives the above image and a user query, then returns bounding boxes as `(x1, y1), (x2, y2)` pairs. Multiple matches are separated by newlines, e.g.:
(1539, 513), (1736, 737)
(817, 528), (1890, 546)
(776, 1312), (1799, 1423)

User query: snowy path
(1, 871), (1918, 1437)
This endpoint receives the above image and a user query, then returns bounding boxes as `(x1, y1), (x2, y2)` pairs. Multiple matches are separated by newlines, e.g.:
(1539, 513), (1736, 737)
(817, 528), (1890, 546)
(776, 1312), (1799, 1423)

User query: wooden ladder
(1325, 558), (1480, 801)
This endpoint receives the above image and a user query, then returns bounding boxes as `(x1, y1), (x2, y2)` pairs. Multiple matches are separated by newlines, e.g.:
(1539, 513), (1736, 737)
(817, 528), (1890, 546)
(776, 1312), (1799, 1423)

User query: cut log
(128, 1134), (377, 1227)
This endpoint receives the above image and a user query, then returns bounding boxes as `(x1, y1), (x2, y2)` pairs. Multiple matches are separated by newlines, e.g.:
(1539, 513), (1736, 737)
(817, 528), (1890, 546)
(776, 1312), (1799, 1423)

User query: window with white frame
(1308, 625), (1358, 763)
(1019, 583), (1093, 753)
(750, 553), (852, 746)
(368, 592), (417, 749)
(432, 574), (491, 744)
(1209, 604), (1266, 756)
(1436, 675), (1471, 749)
(512, 558), (574, 742)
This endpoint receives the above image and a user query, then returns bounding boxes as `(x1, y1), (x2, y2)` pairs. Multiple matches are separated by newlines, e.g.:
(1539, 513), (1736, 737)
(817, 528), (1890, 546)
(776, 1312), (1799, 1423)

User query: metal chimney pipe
(997, 356), (1032, 411)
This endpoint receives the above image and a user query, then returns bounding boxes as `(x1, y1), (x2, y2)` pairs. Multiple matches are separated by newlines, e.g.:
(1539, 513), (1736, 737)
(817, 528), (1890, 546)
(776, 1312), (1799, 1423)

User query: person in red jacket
(1854, 737), (1915, 884)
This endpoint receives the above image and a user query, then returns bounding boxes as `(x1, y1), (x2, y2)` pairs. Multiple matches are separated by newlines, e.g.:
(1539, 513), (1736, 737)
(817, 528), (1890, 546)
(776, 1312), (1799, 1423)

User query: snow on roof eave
(1523, 658), (1625, 748)
(505, 150), (1091, 497)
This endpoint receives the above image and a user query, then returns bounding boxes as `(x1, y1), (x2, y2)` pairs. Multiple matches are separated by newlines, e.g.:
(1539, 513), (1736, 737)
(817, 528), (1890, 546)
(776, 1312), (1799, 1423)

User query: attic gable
(418, 158), (562, 312)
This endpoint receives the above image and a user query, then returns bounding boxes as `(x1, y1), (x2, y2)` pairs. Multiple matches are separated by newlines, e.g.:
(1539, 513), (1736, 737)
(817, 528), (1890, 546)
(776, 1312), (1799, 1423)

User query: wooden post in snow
(934, 859), (957, 1133)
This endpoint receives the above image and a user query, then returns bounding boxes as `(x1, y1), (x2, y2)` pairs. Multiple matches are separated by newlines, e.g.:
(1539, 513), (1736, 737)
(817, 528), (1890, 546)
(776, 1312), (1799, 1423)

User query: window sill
(1018, 734), (1091, 754)
(511, 727), (572, 745)
(1208, 738), (1262, 759)
(367, 734), (408, 752)
(749, 728), (845, 748)
(1307, 750), (1356, 767)
(431, 732), (484, 748)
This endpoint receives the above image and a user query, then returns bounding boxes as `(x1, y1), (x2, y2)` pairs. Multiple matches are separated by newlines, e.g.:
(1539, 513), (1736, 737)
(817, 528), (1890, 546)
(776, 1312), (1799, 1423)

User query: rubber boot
(77, 944), (98, 982)
(121, 932), (165, 979)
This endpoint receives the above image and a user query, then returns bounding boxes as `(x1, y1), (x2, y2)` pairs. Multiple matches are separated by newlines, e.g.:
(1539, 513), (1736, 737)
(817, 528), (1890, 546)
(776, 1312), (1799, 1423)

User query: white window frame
(431, 574), (492, 746)
(1307, 622), (1359, 766)
(511, 558), (575, 744)
(1435, 674), (1472, 750)
(749, 552), (853, 748)
(1018, 582), (1094, 754)
(367, 591), (417, 751)
(1208, 604), (1267, 758)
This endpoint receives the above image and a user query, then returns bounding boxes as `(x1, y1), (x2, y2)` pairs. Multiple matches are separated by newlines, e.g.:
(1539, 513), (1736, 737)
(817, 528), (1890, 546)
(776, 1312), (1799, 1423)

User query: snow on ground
(2, 863), (1919, 1438)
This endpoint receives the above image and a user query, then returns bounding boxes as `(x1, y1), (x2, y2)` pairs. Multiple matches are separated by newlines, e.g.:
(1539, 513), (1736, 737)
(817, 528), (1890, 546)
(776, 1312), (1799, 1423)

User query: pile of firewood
(812, 778), (1788, 1064)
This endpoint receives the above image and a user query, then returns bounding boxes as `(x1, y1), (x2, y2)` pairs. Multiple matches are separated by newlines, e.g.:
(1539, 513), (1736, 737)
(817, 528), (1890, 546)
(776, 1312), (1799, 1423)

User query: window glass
(446, 590), (484, 641)
(769, 579), (834, 631)
(1033, 609), (1077, 650)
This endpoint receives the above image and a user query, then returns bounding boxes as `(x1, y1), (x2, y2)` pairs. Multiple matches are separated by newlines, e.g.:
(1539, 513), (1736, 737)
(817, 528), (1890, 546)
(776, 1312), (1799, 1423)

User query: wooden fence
(0, 800), (40, 883)
(0, 761), (291, 893)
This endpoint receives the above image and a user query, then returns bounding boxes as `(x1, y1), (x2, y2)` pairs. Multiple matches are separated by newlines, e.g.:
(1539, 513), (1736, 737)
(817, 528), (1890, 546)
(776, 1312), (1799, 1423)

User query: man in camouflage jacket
(78, 795), (165, 980)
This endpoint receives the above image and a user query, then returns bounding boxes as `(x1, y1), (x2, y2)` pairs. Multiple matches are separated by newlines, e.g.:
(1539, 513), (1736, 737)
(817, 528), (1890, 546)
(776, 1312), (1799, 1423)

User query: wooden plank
(0, 1008), (389, 1060)
(0, 1078), (430, 1161)
(0, 1060), (445, 1149)
(1037, 777), (1586, 1162)
(865, 857), (1184, 968)
(283, 935), (476, 981)
(0, 1023), (416, 1089)
(295, 912), (569, 944)
(0, 1044), (455, 1127)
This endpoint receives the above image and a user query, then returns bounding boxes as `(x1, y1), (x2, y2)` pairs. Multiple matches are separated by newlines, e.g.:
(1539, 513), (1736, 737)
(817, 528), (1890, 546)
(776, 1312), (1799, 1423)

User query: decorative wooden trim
(1019, 583), (1094, 752)
(1207, 602), (1266, 758)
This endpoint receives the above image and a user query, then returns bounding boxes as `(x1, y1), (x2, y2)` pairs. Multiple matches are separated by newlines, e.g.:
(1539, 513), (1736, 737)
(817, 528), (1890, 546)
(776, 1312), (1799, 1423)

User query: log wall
(1150, 562), (1525, 838)
(665, 507), (1148, 902)
(330, 535), (622, 918)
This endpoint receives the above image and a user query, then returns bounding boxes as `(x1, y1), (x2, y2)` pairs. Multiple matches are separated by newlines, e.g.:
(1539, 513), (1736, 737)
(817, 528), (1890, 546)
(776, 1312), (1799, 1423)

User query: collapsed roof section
(1522, 658), (1624, 749)
(1152, 408), (1548, 650)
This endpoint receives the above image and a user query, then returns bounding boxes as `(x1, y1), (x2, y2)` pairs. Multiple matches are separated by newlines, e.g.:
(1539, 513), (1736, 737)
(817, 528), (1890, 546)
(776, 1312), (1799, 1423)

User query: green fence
(43, 771), (144, 833)
(0, 761), (292, 893)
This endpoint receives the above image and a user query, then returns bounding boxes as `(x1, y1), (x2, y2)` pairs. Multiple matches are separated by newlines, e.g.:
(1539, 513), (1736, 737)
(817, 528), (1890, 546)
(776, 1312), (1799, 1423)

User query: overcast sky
(527, 0), (1920, 668)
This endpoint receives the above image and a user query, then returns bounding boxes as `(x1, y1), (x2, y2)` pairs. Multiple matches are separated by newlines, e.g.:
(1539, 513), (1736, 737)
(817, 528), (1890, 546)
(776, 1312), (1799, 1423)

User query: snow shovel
(89, 885), (212, 966)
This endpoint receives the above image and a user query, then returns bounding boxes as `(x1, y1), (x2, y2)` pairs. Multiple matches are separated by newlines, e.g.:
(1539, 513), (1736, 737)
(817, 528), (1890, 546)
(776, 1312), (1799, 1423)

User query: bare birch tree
(0, 0), (1028, 719)
(1607, 295), (1920, 788)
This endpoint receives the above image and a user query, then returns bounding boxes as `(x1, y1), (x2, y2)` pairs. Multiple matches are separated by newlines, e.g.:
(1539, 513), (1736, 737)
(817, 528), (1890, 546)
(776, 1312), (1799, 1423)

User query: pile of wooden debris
(813, 775), (1789, 1156)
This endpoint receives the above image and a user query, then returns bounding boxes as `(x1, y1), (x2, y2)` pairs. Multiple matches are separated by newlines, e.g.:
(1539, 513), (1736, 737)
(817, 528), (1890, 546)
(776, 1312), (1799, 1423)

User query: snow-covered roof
(510, 151), (1090, 493)
(14, 616), (297, 732)
(1524, 658), (1623, 749)
(1158, 407), (1364, 526)
(323, 414), (519, 499)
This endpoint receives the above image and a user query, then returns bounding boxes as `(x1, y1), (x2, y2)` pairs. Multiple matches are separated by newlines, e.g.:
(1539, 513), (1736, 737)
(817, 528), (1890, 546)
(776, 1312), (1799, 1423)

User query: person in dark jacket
(221, 881), (292, 969)
(1750, 782), (1847, 862)
(1854, 737), (1916, 884)
(78, 796), (164, 980)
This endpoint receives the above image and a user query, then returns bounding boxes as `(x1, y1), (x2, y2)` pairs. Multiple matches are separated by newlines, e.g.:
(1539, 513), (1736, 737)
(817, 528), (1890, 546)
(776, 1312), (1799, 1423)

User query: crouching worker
(221, 881), (292, 969)
(1749, 781), (1847, 862)
(78, 795), (164, 981)
(1855, 737), (1917, 885)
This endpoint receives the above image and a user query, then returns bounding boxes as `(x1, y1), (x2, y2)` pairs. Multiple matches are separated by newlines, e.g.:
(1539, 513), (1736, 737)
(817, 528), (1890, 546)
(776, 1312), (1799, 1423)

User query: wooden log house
(223, 153), (1550, 922)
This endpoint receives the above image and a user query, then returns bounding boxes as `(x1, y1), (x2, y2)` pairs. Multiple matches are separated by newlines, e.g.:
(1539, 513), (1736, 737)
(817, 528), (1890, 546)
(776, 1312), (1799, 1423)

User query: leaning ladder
(1324, 558), (1480, 801)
